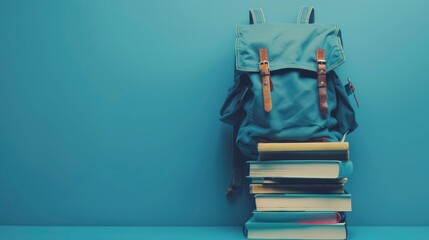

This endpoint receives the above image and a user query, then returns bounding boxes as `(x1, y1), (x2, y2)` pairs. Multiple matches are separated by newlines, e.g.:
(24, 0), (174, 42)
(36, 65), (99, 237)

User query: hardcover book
(248, 160), (353, 179)
(251, 178), (348, 185)
(254, 192), (352, 212)
(252, 211), (344, 224)
(249, 183), (344, 194)
(245, 218), (347, 239)
(258, 142), (349, 160)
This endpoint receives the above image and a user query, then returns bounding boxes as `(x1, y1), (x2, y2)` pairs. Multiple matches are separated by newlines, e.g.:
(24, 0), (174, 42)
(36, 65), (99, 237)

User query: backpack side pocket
(331, 72), (358, 135)
(220, 74), (251, 126)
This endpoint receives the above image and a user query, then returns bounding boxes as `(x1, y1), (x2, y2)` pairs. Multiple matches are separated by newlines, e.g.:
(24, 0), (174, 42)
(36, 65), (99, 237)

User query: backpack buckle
(317, 59), (326, 65)
(259, 60), (270, 69)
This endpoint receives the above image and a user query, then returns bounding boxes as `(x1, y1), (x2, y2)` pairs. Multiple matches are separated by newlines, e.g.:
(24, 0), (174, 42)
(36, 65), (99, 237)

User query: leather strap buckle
(259, 60), (270, 68)
(259, 61), (270, 76)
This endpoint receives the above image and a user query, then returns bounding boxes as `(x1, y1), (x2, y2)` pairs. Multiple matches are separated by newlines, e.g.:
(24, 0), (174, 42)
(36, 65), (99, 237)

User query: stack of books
(244, 142), (353, 240)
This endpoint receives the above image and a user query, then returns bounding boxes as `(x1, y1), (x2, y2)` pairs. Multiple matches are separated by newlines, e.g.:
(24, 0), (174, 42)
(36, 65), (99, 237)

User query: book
(258, 142), (349, 152)
(252, 211), (344, 224)
(249, 183), (344, 194)
(254, 192), (352, 212)
(258, 142), (349, 160)
(245, 218), (347, 239)
(248, 160), (353, 179)
(251, 178), (348, 185)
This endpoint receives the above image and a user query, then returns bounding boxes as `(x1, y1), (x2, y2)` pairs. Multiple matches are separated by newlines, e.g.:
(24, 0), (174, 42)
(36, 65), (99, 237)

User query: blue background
(0, 0), (428, 226)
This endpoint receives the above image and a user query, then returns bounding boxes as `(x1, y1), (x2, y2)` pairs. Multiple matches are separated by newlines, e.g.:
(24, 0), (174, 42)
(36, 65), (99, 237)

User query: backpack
(220, 7), (358, 196)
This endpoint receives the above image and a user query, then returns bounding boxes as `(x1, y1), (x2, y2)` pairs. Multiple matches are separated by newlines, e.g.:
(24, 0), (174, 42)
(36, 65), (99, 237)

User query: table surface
(1, 226), (428, 240)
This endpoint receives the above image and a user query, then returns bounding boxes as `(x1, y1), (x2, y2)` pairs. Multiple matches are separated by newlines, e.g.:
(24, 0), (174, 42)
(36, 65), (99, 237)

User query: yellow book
(258, 142), (349, 160)
(258, 142), (349, 152)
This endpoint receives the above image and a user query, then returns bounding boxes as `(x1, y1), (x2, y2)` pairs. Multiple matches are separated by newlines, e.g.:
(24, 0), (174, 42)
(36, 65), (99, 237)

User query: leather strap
(316, 49), (328, 116)
(226, 124), (243, 197)
(259, 49), (272, 112)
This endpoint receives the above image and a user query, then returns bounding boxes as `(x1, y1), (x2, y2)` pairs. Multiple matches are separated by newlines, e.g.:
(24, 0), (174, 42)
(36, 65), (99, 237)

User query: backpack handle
(297, 6), (315, 24)
(249, 9), (265, 24)
(250, 7), (313, 24)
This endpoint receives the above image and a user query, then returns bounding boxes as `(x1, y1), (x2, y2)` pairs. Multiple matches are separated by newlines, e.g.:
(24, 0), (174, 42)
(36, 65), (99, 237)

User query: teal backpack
(220, 7), (358, 196)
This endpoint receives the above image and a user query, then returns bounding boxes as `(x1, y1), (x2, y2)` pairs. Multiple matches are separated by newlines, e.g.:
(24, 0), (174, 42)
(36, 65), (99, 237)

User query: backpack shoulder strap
(297, 6), (315, 24)
(249, 9), (265, 24)
(226, 124), (244, 197)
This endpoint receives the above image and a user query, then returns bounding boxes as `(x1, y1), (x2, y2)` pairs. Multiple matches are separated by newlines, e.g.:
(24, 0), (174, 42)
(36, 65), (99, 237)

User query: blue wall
(0, 0), (428, 226)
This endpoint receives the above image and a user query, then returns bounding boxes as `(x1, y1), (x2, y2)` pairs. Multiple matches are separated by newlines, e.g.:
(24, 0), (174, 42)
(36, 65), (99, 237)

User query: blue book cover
(252, 211), (345, 224)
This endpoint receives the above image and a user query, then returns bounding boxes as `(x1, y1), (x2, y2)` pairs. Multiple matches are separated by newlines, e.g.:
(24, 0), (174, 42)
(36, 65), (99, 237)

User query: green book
(252, 211), (345, 224)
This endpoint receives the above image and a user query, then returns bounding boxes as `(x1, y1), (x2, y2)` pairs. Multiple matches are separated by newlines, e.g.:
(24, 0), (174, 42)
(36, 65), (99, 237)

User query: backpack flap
(235, 23), (345, 73)
(233, 21), (354, 144)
